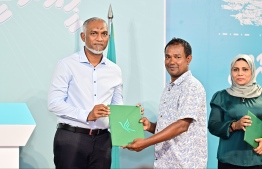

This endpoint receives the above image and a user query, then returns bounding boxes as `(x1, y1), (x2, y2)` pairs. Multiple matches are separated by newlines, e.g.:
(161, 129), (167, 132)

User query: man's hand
(87, 104), (110, 121)
(122, 138), (147, 152)
(136, 103), (144, 115)
(139, 117), (151, 131)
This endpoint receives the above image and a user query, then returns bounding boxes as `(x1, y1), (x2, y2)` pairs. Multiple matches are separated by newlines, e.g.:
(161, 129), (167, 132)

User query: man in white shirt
(48, 17), (123, 169)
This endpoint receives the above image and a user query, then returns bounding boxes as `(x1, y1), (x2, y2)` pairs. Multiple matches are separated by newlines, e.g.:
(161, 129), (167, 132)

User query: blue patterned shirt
(154, 71), (207, 169)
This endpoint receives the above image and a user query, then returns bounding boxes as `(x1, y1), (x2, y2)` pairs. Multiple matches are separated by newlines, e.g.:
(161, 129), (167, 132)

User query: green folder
(108, 105), (145, 146)
(244, 110), (262, 148)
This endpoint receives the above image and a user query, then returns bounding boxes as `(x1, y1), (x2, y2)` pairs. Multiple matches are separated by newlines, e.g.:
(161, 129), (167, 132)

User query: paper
(108, 105), (145, 146)
(244, 110), (262, 148)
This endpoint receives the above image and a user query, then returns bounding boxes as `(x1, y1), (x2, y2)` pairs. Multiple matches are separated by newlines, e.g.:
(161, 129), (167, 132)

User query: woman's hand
(233, 115), (251, 131)
(254, 138), (262, 155)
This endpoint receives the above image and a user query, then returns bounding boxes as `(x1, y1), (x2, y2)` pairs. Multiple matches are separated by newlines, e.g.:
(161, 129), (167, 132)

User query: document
(108, 105), (145, 146)
(244, 110), (262, 148)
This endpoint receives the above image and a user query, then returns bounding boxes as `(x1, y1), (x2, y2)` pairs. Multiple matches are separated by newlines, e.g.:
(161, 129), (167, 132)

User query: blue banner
(166, 1), (262, 168)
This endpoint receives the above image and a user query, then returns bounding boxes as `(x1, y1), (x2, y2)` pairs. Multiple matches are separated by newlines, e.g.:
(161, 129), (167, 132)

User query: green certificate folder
(244, 110), (262, 148)
(108, 105), (145, 146)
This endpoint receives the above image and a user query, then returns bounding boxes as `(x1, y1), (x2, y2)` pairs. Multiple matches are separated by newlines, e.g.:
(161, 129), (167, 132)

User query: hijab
(226, 54), (262, 98)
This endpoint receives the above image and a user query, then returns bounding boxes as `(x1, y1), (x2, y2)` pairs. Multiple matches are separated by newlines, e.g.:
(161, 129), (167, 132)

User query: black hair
(164, 37), (192, 57)
(236, 58), (248, 63)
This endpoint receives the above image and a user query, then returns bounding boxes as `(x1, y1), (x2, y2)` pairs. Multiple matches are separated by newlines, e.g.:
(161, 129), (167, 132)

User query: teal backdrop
(166, 0), (262, 169)
(2, 0), (261, 168)
(0, 0), (165, 168)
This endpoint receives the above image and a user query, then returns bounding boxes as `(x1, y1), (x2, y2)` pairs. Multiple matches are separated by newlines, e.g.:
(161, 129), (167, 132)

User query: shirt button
(94, 81), (96, 83)
(94, 94), (96, 96)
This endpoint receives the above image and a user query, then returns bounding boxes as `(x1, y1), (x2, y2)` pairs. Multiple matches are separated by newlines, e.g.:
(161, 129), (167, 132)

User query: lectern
(0, 103), (36, 169)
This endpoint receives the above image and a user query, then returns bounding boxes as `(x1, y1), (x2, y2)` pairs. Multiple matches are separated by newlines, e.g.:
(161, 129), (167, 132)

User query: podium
(0, 103), (36, 169)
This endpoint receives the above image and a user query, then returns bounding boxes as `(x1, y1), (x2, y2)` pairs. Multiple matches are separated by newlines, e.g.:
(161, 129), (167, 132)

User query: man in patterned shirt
(123, 38), (207, 169)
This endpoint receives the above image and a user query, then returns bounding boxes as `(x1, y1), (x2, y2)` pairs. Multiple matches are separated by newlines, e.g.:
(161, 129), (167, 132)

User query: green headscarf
(226, 54), (262, 98)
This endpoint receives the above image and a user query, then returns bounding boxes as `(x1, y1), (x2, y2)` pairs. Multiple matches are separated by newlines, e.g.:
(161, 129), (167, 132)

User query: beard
(85, 45), (104, 55)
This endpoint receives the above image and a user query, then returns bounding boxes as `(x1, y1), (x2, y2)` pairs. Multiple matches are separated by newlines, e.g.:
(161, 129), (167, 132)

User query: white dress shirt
(48, 47), (123, 129)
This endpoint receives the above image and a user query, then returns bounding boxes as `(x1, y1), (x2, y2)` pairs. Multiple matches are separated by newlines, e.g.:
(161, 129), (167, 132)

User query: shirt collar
(170, 70), (192, 86)
(79, 46), (107, 65)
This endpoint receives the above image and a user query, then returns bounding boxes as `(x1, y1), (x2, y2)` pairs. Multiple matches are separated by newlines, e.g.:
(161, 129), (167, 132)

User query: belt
(57, 123), (108, 135)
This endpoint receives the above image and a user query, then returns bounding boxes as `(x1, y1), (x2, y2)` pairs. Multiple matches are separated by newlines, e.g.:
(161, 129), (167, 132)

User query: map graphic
(222, 0), (262, 26)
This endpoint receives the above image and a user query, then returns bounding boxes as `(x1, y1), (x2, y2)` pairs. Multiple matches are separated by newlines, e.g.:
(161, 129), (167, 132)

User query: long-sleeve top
(208, 89), (262, 166)
(48, 47), (123, 129)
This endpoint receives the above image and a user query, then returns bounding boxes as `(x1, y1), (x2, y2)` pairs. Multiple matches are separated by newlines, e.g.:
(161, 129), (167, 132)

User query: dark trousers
(218, 161), (262, 169)
(53, 128), (112, 169)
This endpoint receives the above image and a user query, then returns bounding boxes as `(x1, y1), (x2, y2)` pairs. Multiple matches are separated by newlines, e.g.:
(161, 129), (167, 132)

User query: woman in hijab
(208, 54), (262, 169)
